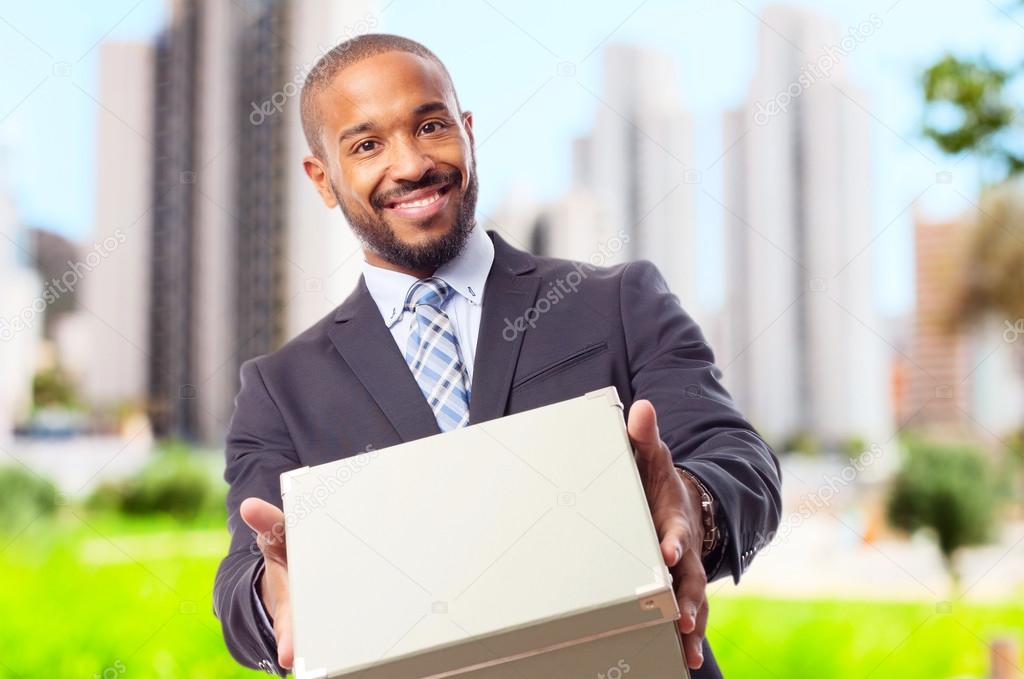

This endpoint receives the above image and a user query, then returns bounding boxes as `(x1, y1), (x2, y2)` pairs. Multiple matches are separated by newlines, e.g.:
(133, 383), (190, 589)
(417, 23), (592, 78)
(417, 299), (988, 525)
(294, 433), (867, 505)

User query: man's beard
(333, 164), (479, 273)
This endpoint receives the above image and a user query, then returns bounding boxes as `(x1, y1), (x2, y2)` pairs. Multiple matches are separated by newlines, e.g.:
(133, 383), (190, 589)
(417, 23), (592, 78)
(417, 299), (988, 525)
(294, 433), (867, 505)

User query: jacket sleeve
(619, 259), (782, 584)
(213, 357), (300, 677)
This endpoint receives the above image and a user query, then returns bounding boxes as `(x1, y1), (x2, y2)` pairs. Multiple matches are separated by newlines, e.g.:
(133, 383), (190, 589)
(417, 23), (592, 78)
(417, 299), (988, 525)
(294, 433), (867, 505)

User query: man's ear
(461, 110), (474, 147)
(303, 156), (338, 209)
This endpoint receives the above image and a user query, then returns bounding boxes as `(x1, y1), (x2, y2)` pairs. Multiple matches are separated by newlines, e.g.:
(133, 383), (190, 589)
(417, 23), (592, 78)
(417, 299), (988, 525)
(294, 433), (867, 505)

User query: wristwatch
(675, 466), (720, 559)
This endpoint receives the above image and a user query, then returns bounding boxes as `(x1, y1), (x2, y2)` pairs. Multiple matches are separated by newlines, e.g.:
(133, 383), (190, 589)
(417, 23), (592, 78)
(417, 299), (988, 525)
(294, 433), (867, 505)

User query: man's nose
(387, 136), (436, 183)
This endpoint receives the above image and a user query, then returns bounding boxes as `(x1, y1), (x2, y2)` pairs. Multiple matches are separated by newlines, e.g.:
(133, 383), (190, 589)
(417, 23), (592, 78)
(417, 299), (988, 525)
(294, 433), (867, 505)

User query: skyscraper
(147, 0), (201, 440)
(570, 44), (699, 310)
(721, 6), (890, 447)
(903, 210), (1024, 436)
(0, 144), (42, 444)
(903, 213), (972, 431)
(146, 0), (372, 443)
(54, 39), (155, 421)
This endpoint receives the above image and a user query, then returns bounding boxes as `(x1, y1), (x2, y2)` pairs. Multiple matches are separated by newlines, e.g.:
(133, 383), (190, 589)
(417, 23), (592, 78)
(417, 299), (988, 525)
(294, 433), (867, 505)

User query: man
(213, 33), (781, 679)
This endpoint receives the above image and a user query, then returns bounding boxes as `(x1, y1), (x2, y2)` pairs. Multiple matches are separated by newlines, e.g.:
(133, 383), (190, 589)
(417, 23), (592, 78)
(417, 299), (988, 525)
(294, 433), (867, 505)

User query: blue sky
(1, 0), (1020, 314)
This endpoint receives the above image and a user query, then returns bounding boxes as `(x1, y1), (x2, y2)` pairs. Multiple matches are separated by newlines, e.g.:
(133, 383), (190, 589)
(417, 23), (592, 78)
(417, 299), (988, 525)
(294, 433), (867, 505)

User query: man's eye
(421, 121), (447, 135)
(355, 140), (377, 153)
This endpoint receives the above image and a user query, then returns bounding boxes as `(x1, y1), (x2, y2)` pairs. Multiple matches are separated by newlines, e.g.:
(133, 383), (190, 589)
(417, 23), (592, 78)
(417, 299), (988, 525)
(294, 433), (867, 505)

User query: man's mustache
(372, 169), (462, 209)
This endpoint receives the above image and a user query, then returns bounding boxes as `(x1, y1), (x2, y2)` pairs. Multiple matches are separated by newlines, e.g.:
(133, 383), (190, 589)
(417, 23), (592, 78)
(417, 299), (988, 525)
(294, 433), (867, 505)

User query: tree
(886, 438), (1000, 590)
(914, 3), (1024, 593)
(920, 7), (1024, 402)
(922, 54), (1023, 183)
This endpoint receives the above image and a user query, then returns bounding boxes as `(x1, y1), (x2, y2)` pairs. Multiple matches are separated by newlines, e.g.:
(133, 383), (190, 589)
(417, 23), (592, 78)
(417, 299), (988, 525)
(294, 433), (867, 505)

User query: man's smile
(382, 182), (454, 220)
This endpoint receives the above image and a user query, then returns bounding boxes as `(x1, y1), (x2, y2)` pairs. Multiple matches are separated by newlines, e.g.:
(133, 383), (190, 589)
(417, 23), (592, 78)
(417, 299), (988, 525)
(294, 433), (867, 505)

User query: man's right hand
(240, 497), (293, 670)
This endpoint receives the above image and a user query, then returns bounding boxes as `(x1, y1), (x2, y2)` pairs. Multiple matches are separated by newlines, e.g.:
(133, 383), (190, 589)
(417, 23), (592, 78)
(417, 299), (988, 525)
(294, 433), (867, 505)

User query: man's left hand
(627, 398), (707, 671)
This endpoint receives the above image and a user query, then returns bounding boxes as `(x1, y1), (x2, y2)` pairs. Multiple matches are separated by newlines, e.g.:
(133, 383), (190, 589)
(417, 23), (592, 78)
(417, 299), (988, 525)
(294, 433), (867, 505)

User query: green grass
(0, 511), (1020, 678)
(0, 510), (263, 679)
(708, 595), (1023, 678)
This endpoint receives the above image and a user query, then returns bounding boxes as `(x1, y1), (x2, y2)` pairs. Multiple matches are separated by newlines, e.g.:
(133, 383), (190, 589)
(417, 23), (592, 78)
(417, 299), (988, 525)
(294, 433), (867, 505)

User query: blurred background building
(901, 211), (1024, 436)
(494, 43), (700, 321)
(62, 0), (374, 445)
(61, 41), (153, 429)
(719, 6), (891, 448)
(569, 44), (699, 309)
(142, 0), (370, 443)
(0, 145), (42, 447)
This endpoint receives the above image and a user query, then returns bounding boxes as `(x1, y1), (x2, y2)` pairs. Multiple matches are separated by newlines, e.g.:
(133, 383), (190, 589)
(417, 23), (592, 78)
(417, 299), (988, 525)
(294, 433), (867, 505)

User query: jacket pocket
(511, 341), (609, 390)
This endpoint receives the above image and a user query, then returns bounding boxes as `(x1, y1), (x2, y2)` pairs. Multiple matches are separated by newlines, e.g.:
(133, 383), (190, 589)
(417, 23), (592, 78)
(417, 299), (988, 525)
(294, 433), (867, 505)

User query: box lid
(282, 386), (681, 679)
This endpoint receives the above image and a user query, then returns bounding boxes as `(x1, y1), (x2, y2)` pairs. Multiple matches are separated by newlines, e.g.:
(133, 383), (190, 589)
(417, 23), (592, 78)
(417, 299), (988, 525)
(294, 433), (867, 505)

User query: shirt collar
(361, 224), (495, 328)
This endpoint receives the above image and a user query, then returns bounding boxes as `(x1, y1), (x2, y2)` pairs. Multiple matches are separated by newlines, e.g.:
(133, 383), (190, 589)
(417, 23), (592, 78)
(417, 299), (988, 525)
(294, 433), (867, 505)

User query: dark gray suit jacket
(214, 229), (782, 678)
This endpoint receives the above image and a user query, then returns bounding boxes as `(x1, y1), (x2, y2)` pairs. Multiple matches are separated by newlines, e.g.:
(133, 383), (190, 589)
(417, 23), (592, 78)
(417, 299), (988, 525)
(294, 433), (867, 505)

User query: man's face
(305, 51), (478, 274)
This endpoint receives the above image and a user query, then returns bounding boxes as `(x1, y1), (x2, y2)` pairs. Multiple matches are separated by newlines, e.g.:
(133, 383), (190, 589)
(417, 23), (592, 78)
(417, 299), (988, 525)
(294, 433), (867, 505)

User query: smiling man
(304, 45), (479, 279)
(213, 34), (782, 679)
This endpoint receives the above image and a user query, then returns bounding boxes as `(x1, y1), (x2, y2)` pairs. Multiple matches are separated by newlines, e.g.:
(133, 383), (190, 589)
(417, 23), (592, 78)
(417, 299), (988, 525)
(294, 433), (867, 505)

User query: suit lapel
(467, 231), (541, 425)
(327, 229), (541, 441)
(328, 275), (442, 442)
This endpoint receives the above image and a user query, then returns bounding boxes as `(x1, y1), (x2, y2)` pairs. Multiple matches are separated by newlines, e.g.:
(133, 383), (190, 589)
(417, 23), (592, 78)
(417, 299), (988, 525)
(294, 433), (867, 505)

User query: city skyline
(0, 0), (1018, 319)
(1, 1), (1021, 448)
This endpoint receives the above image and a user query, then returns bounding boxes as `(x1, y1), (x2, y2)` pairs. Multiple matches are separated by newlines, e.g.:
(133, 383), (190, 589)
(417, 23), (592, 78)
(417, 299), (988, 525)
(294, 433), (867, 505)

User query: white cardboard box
(281, 386), (690, 678)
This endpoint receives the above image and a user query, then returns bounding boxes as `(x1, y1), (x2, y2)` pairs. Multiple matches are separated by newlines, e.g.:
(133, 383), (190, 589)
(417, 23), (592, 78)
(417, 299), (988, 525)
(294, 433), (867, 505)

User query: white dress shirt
(252, 224), (495, 635)
(361, 222), (495, 384)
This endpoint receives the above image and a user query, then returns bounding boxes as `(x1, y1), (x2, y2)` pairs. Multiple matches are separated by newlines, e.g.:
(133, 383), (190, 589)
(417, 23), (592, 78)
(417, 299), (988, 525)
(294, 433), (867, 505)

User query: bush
(0, 465), (60, 530)
(86, 441), (224, 521)
(839, 435), (868, 460)
(886, 438), (1001, 584)
(1006, 427), (1024, 493)
(32, 366), (80, 410)
(780, 430), (820, 456)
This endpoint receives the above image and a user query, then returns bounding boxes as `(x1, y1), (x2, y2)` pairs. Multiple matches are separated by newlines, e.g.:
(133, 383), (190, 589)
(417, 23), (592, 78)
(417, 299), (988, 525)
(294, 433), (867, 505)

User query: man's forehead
(319, 51), (455, 130)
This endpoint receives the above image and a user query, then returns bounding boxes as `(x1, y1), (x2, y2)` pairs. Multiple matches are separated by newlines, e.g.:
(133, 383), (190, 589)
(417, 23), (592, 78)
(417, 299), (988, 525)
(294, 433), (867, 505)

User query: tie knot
(403, 276), (452, 312)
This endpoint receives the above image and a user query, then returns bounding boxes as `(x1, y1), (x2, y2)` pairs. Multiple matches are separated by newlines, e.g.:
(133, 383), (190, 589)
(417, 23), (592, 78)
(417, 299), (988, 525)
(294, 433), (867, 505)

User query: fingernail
(674, 544), (682, 563)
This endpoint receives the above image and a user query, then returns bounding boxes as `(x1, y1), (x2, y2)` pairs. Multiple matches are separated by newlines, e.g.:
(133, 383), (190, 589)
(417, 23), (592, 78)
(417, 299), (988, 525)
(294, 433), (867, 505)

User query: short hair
(299, 33), (461, 160)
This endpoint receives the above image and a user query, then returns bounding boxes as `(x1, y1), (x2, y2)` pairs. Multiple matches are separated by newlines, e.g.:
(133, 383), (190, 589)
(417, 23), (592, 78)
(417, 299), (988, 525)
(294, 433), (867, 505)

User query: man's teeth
(393, 190), (442, 209)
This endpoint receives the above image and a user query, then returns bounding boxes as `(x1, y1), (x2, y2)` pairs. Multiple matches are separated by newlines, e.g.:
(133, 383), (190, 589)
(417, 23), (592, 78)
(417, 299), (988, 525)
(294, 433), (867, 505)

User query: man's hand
(240, 497), (293, 671)
(627, 399), (708, 671)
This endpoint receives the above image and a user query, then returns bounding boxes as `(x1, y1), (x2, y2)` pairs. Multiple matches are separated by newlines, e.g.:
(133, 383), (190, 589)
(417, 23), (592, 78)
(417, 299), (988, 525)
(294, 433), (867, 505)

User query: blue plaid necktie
(402, 277), (472, 431)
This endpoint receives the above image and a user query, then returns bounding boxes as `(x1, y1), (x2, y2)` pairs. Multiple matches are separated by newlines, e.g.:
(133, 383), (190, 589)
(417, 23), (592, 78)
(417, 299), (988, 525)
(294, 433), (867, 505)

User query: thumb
(276, 600), (294, 669)
(240, 497), (286, 550)
(628, 399), (662, 460)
